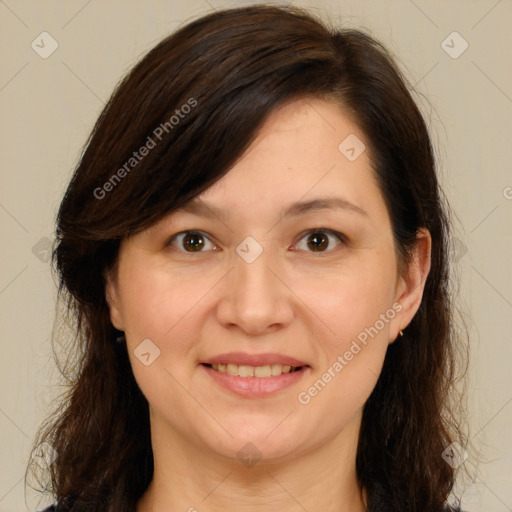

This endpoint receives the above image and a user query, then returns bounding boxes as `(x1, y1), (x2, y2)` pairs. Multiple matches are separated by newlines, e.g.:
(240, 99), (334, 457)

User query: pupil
(184, 233), (204, 252)
(308, 233), (328, 251)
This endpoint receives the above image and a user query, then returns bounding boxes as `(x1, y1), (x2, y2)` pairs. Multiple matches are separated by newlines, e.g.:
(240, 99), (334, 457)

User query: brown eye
(294, 229), (345, 253)
(182, 233), (205, 252)
(306, 232), (329, 251)
(167, 231), (216, 253)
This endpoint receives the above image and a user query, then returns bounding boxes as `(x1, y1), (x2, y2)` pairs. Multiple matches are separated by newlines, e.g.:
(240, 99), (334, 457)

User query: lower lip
(201, 364), (309, 398)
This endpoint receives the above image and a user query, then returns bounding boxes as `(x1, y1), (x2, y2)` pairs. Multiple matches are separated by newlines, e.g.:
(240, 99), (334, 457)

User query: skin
(106, 97), (431, 512)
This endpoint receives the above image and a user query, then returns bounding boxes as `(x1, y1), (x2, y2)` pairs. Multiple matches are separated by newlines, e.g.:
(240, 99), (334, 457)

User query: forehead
(193, 97), (387, 224)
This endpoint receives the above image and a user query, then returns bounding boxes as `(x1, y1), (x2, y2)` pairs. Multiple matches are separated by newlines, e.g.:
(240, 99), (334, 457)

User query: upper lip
(202, 352), (309, 367)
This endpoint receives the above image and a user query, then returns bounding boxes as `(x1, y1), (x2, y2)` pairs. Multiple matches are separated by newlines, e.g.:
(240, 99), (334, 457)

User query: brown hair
(27, 5), (468, 511)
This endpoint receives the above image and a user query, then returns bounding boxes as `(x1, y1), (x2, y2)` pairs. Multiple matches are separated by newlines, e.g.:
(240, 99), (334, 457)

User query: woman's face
(106, 97), (428, 464)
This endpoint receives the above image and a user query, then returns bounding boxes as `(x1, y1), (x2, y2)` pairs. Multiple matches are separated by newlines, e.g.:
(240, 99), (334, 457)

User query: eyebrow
(175, 196), (368, 222)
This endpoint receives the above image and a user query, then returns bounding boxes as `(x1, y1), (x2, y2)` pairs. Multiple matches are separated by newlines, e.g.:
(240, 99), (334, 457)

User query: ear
(105, 267), (125, 331)
(389, 228), (432, 343)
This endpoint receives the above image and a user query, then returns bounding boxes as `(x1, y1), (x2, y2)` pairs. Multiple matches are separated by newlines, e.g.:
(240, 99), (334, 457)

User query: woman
(28, 5), (469, 512)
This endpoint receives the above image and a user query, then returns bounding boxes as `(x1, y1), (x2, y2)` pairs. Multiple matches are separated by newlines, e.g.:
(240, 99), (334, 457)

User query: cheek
(116, 256), (224, 391)
(292, 251), (396, 408)
(294, 250), (397, 343)
(116, 261), (208, 412)
(116, 257), (206, 341)
(295, 280), (393, 427)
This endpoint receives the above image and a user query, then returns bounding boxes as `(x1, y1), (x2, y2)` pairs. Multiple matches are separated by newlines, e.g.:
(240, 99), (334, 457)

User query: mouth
(200, 359), (310, 398)
(201, 362), (304, 378)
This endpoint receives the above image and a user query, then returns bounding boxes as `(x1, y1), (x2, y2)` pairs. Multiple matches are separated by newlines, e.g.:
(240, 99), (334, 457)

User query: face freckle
(106, 96), (407, 464)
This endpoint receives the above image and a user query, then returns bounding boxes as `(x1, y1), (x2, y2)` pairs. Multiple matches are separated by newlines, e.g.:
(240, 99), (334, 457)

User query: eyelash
(165, 228), (347, 255)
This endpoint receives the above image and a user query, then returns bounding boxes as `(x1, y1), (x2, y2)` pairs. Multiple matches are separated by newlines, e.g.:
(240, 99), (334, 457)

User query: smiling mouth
(201, 363), (303, 378)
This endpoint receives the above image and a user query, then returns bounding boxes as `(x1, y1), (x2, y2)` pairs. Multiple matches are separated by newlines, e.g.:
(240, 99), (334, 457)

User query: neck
(137, 410), (366, 512)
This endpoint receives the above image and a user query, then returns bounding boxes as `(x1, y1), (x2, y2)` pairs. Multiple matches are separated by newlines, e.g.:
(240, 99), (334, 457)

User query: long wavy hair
(26, 5), (469, 511)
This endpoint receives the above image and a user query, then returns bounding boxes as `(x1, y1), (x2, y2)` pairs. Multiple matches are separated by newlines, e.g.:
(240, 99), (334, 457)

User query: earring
(399, 329), (404, 337)
(115, 333), (126, 343)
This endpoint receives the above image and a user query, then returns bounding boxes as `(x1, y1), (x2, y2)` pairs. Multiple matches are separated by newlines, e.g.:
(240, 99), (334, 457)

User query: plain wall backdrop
(1, 1), (511, 511)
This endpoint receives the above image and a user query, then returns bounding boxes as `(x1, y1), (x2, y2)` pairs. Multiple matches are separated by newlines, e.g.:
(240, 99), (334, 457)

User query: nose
(215, 246), (295, 335)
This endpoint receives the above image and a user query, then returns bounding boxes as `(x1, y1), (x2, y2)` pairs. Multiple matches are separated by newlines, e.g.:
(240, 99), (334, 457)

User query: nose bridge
(216, 236), (293, 333)
(235, 244), (273, 297)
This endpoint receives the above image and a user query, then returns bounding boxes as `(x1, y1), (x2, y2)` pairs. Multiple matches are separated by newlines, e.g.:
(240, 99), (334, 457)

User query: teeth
(210, 363), (299, 377)
(271, 364), (282, 376)
(227, 363), (238, 376)
(255, 365), (271, 377)
(238, 365), (254, 377)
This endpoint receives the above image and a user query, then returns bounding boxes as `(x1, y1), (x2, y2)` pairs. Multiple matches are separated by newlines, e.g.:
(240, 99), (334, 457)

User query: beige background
(1, 1), (511, 511)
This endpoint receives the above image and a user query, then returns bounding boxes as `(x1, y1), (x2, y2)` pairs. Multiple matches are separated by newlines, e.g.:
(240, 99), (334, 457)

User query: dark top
(40, 502), (464, 511)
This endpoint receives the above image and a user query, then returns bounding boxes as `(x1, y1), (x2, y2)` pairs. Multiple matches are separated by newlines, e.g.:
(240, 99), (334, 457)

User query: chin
(203, 420), (311, 465)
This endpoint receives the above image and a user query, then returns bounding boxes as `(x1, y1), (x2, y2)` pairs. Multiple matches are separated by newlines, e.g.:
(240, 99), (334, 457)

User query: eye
(293, 229), (346, 253)
(166, 230), (218, 253)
